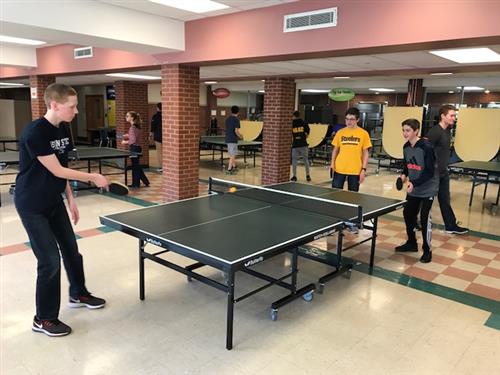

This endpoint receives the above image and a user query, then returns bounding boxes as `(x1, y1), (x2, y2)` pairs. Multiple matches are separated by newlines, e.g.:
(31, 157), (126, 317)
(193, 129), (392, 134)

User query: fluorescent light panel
(333, 76), (350, 79)
(369, 88), (395, 92)
(429, 48), (500, 63)
(302, 89), (330, 93)
(106, 73), (160, 80)
(430, 72), (453, 76)
(456, 86), (484, 91)
(204, 81), (218, 84)
(0, 82), (25, 86)
(148, 0), (228, 13)
(0, 35), (46, 46)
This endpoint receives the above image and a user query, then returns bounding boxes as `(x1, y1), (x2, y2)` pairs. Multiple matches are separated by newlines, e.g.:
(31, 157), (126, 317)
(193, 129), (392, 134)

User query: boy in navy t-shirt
(15, 83), (109, 337)
(224, 105), (242, 174)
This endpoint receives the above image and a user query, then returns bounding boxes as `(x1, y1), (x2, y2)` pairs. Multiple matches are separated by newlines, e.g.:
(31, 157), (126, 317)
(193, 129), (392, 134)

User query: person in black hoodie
(290, 111), (311, 182)
(426, 105), (468, 234)
(395, 118), (439, 263)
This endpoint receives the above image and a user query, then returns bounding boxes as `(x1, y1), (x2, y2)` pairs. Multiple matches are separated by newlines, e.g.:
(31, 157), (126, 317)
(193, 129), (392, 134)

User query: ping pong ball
(229, 187), (237, 193)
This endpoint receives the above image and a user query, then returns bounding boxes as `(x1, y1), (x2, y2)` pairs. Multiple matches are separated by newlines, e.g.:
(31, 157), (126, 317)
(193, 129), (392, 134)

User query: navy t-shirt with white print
(15, 117), (73, 213)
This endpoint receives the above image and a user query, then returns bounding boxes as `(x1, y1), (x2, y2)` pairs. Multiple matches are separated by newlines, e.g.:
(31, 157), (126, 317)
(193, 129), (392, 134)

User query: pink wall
(2, 0), (500, 79)
(1, 44), (161, 79)
(161, 0), (500, 64)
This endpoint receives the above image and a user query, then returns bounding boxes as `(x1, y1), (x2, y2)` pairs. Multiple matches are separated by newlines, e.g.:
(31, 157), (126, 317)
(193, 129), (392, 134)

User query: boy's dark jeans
(332, 172), (360, 192)
(17, 200), (88, 320)
(437, 173), (457, 230)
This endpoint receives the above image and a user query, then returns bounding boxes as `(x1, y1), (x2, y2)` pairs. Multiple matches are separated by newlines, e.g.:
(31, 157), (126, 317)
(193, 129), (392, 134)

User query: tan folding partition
(239, 121), (263, 141)
(454, 108), (500, 161)
(382, 107), (424, 159)
(307, 123), (329, 148)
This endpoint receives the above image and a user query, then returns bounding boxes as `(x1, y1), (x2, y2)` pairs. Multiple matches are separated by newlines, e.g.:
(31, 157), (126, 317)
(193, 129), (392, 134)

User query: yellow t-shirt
(331, 127), (372, 175)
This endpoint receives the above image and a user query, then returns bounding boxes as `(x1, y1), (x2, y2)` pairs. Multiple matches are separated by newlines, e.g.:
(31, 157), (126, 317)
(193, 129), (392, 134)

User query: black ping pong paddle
(108, 181), (129, 196)
(396, 177), (403, 191)
(329, 168), (333, 178)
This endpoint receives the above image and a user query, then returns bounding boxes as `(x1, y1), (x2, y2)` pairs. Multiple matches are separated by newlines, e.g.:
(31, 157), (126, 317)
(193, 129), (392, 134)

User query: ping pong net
(208, 177), (363, 228)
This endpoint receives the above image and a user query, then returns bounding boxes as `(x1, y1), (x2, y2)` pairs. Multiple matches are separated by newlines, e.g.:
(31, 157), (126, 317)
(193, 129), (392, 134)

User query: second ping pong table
(200, 136), (262, 167)
(0, 147), (131, 206)
(450, 160), (500, 212)
(100, 179), (405, 350)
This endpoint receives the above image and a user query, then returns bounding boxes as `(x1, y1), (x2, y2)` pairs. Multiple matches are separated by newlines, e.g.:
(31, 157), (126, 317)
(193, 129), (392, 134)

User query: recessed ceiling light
(0, 82), (25, 86)
(261, 80), (265, 82)
(333, 76), (350, 79)
(302, 89), (330, 93)
(106, 73), (160, 80)
(0, 35), (46, 46)
(429, 48), (500, 63)
(204, 81), (217, 84)
(369, 88), (395, 92)
(484, 89), (491, 94)
(430, 72), (453, 76)
(148, 0), (228, 13)
(456, 86), (485, 91)
(258, 90), (265, 93)
(448, 91), (454, 94)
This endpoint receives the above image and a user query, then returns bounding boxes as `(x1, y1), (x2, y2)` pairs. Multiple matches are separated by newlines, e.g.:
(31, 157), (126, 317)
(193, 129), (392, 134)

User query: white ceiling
(98, 0), (298, 21)
(1, 0), (500, 93)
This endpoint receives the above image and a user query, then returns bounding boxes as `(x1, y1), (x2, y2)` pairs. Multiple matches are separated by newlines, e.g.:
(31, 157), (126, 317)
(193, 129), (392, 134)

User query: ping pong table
(100, 178), (404, 349)
(0, 147), (130, 206)
(0, 136), (19, 152)
(200, 136), (262, 167)
(450, 160), (500, 213)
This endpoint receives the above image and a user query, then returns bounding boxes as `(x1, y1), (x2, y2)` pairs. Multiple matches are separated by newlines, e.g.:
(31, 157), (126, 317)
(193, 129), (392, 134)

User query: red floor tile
(481, 267), (500, 279)
(0, 243), (30, 256)
(431, 253), (456, 266)
(466, 283), (500, 301)
(404, 266), (439, 282)
(442, 266), (478, 282)
(460, 253), (491, 266)
(474, 242), (500, 254)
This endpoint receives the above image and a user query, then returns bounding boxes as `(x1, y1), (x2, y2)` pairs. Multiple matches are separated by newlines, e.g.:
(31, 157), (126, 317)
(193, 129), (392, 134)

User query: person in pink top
(122, 111), (150, 188)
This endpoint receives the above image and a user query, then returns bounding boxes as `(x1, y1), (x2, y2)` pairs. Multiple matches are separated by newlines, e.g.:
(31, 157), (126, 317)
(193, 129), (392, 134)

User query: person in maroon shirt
(122, 111), (150, 188)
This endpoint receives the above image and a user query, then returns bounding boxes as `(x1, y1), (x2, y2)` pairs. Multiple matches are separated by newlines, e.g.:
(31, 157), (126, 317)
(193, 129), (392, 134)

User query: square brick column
(115, 81), (149, 166)
(161, 64), (200, 202)
(29, 75), (55, 119)
(261, 78), (296, 185)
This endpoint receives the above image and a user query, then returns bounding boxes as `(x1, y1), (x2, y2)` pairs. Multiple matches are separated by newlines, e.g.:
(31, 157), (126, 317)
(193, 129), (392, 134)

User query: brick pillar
(29, 75), (55, 119)
(115, 81), (149, 166)
(161, 64), (200, 202)
(261, 78), (296, 185)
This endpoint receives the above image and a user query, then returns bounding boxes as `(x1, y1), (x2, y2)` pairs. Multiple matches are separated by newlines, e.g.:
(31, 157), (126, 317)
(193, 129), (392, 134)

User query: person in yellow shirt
(330, 107), (372, 191)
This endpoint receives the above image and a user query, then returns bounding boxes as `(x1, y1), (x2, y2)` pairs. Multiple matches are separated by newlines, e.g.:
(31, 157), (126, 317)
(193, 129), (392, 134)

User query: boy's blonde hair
(44, 83), (77, 109)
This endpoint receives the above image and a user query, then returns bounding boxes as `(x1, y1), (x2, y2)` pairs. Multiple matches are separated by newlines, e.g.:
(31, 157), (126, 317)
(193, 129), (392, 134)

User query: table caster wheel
(343, 269), (352, 279)
(302, 291), (314, 302)
(271, 309), (278, 321)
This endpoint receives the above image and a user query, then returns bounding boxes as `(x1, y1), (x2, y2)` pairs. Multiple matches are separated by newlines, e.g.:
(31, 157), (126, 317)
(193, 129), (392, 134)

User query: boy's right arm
(37, 154), (109, 188)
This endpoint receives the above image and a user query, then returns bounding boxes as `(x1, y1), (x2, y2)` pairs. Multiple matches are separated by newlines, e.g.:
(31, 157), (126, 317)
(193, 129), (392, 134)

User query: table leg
(139, 239), (145, 300)
(226, 270), (235, 350)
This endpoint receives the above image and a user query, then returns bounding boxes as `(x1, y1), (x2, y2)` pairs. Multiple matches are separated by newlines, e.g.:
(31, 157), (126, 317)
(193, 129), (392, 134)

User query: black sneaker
(306, 175), (311, 182)
(420, 252), (432, 263)
(395, 241), (418, 252)
(290, 176), (297, 182)
(445, 225), (468, 235)
(68, 294), (106, 309)
(32, 316), (71, 337)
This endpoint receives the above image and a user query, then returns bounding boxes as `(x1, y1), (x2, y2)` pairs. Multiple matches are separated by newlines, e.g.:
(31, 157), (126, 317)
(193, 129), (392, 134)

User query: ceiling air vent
(74, 46), (93, 59)
(284, 7), (337, 33)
